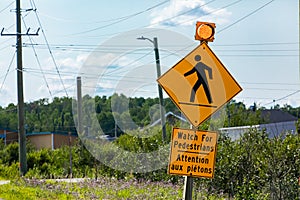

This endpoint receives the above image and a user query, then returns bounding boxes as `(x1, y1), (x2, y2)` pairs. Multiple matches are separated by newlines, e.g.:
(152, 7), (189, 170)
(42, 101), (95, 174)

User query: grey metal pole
(77, 77), (83, 135)
(183, 124), (194, 200)
(16, 0), (27, 176)
(183, 176), (193, 200)
(153, 37), (167, 142)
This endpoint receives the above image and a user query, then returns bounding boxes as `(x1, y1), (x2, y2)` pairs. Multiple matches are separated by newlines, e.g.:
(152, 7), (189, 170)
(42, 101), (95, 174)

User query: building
(0, 129), (78, 150)
(0, 128), (18, 145)
(219, 109), (298, 140)
(26, 131), (78, 150)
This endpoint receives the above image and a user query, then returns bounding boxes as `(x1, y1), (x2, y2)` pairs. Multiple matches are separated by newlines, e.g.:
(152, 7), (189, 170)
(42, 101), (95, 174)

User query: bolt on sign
(157, 42), (242, 127)
(168, 128), (217, 178)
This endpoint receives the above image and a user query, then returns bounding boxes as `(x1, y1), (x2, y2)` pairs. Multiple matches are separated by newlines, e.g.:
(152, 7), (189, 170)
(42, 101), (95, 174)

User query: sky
(0, 0), (299, 109)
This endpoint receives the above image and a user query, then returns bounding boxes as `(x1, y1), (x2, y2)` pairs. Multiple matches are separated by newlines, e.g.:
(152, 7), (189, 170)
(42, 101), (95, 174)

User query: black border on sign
(168, 127), (218, 179)
(157, 41), (242, 127)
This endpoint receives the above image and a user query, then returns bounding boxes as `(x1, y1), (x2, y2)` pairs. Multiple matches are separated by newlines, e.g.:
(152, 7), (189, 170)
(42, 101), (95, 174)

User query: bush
(195, 129), (300, 199)
(0, 127), (299, 199)
(0, 162), (19, 179)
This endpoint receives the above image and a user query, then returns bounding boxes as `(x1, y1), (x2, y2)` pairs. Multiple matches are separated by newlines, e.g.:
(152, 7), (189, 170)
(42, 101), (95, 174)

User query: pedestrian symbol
(157, 42), (242, 127)
(184, 55), (213, 104)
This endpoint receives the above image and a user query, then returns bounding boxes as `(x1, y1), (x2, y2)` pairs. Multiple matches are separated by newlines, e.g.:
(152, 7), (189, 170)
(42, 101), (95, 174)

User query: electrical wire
(30, 0), (69, 97)
(0, 50), (16, 94)
(22, 67), (300, 92)
(22, 16), (53, 99)
(241, 82), (300, 86)
(264, 90), (300, 106)
(22, 41), (299, 48)
(0, 1), (14, 14)
(69, 0), (170, 35)
(218, 0), (275, 33)
(1, 1), (298, 108)
(149, 0), (217, 26)
(165, 0), (243, 27)
(81, 0), (243, 39)
(212, 42), (299, 47)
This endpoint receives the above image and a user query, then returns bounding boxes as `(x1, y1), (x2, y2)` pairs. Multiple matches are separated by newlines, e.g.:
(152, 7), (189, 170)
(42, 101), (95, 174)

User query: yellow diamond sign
(157, 42), (242, 127)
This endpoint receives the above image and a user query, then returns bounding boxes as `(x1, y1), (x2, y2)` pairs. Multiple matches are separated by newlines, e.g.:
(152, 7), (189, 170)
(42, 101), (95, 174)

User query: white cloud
(0, 84), (15, 106)
(32, 53), (89, 99)
(150, 0), (231, 27)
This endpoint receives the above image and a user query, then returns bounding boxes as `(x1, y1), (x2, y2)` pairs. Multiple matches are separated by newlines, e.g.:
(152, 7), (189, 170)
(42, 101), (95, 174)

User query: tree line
(0, 94), (299, 136)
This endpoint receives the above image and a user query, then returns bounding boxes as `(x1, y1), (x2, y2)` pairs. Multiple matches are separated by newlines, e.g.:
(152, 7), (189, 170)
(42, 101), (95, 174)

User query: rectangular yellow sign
(168, 128), (217, 178)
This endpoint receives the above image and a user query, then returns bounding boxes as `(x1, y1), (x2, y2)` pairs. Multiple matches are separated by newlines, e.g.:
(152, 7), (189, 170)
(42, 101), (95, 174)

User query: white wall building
(219, 110), (298, 140)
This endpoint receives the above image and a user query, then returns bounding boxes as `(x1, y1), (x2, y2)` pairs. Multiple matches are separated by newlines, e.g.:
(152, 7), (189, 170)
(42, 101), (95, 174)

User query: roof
(0, 127), (17, 133)
(261, 109), (298, 123)
(150, 111), (188, 127)
(26, 131), (78, 137)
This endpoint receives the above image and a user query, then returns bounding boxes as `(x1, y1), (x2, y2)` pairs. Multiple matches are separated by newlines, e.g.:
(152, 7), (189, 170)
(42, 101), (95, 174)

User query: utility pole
(16, 0), (27, 177)
(68, 131), (73, 178)
(77, 77), (83, 136)
(1, 0), (39, 176)
(137, 36), (167, 142)
(153, 37), (167, 141)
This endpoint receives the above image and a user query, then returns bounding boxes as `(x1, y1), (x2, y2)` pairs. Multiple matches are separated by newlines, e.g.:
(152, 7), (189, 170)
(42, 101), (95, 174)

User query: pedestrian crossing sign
(157, 42), (242, 127)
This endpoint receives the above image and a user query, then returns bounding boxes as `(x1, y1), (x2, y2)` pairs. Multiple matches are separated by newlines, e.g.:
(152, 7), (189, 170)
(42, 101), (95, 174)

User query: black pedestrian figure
(184, 55), (213, 103)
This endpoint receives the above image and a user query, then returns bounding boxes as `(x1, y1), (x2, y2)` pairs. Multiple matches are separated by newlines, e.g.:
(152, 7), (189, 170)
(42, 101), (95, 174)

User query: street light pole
(137, 36), (167, 142)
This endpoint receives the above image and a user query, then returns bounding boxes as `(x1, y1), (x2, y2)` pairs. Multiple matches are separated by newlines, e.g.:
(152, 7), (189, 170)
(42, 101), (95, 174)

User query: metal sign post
(157, 21), (242, 199)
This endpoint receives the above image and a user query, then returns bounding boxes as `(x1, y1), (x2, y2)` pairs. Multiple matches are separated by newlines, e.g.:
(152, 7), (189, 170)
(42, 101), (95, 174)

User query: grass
(0, 177), (229, 199)
(0, 177), (183, 200)
(0, 180), (71, 200)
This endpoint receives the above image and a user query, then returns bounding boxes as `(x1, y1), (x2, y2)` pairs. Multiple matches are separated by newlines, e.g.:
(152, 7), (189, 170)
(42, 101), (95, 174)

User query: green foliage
(0, 142), (19, 165)
(225, 100), (262, 127)
(0, 128), (299, 199)
(0, 179), (72, 200)
(0, 163), (19, 179)
(0, 94), (182, 137)
(0, 95), (299, 199)
(0, 178), (183, 200)
(201, 129), (300, 199)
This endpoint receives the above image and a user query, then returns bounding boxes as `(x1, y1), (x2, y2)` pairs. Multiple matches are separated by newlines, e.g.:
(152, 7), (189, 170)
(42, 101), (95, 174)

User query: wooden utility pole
(1, 0), (39, 176)
(16, 0), (27, 176)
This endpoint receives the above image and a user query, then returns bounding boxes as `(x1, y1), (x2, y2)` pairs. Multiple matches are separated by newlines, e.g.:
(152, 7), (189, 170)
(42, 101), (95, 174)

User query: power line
(0, 1), (14, 14)
(39, 1), (167, 25)
(241, 82), (300, 86)
(264, 90), (300, 106)
(69, 0), (170, 35)
(170, 0), (243, 27)
(1, 0), (299, 108)
(212, 42), (299, 47)
(22, 41), (299, 48)
(22, 67), (300, 92)
(22, 16), (53, 99)
(22, 44), (298, 53)
(218, 0), (275, 33)
(30, 0), (69, 97)
(61, 0), (241, 39)
(149, 0), (217, 26)
(0, 50), (16, 94)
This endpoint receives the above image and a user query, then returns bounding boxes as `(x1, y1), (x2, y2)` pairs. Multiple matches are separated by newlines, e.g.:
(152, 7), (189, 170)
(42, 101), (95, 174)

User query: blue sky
(0, 0), (299, 108)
